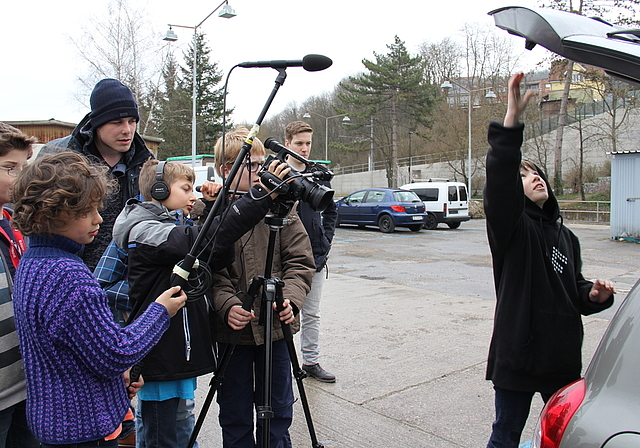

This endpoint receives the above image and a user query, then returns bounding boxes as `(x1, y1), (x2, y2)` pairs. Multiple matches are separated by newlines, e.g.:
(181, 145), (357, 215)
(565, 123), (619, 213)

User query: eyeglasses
(242, 161), (262, 173)
(0, 165), (24, 177)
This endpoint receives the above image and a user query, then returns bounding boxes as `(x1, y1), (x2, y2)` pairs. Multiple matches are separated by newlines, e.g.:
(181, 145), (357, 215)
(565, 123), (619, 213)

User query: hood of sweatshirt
(523, 162), (560, 224)
(113, 199), (179, 251)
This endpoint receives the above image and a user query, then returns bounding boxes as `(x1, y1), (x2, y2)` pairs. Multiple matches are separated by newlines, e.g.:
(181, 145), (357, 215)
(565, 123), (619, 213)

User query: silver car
(531, 278), (640, 447)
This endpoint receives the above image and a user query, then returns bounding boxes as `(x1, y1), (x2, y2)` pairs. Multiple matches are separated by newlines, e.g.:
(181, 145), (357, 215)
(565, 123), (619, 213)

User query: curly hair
(10, 152), (115, 236)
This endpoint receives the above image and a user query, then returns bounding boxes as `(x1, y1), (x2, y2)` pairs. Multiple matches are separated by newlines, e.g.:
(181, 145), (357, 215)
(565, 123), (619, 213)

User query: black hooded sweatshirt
(484, 122), (613, 395)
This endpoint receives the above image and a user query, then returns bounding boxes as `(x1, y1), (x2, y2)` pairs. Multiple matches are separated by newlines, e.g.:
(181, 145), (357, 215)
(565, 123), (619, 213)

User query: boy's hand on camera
(200, 181), (222, 201)
(260, 160), (292, 199)
(227, 305), (256, 330)
(275, 299), (295, 325)
(589, 279), (615, 303)
(123, 370), (144, 399)
(155, 285), (187, 317)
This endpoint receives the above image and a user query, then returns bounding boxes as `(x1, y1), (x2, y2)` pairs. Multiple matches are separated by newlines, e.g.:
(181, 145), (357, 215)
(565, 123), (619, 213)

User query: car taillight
(391, 205), (406, 212)
(534, 378), (586, 448)
(444, 203), (447, 213)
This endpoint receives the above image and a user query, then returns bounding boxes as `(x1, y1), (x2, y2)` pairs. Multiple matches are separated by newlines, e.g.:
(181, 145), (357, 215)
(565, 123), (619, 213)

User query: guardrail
(557, 200), (610, 223)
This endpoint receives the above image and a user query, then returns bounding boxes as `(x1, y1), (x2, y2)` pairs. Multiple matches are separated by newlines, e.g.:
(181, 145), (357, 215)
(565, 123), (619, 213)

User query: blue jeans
(136, 399), (197, 448)
(0, 400), (39, 448)
(217, 339), (294, 448)
(487, 386), (552, 448)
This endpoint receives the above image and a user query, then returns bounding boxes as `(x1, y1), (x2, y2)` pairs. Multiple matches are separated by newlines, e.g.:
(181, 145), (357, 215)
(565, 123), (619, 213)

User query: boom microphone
(238, 54), (332, 72)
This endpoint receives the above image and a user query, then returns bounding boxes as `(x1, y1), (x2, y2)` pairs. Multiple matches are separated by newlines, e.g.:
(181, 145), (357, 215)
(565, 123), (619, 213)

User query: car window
(346, 191), (366, 203)
(364, 190), (386, 203)
(448, 186), (458, 202)
(459, 186), (468, 201)
(413, 188), (438, 201)
(394, 191), (421, 203)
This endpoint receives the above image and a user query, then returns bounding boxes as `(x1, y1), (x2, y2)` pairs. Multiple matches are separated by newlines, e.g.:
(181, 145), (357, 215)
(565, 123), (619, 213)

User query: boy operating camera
(10, 152), (187, 447)
(211, 126), (314, 448)
(112, 155), (290, 447)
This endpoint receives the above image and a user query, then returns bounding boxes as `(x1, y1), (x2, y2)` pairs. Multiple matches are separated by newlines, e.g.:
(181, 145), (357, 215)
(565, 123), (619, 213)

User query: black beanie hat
(89, 79), (140, 130)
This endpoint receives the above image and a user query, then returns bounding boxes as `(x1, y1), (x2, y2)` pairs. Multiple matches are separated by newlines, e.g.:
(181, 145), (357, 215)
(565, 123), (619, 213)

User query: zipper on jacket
(182, 307), (191, 362)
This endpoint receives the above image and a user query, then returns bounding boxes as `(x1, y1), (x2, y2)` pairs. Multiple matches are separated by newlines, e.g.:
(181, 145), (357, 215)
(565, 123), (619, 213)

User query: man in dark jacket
(284, 121), (338, 382)
(39, 79), (153, 271)
(484, 73), (615, 448)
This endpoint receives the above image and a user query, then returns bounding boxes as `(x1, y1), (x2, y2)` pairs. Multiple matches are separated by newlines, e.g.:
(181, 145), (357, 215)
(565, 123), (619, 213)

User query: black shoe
(303, 363), (336, 383)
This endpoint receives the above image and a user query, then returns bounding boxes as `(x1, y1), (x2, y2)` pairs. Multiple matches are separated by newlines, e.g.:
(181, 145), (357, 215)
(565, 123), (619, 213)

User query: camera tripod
(186, 201), (324, 448)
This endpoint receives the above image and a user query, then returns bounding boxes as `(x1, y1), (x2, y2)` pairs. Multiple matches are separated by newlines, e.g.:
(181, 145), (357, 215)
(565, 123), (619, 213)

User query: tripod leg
(274, 281), (325, 448)
(186, 280), (262, 448)
(258, 279), (276, 448)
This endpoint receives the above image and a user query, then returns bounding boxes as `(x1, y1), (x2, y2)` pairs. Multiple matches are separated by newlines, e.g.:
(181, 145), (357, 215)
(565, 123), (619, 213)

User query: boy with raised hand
(484, 73), (615, 448)
(112, 155), (289, 448)
(211, 126), (315, 448)
(10, 152), (187, 447)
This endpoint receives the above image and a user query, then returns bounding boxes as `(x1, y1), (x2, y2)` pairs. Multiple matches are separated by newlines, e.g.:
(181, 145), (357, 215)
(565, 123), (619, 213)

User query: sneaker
(303, 363), (336, 383)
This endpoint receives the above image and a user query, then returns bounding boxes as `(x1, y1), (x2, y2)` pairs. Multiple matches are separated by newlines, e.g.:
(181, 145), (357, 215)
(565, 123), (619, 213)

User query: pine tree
(156, 53), (192, 159)
(339, 36), (436, 187)
(181, 32), (230, 156)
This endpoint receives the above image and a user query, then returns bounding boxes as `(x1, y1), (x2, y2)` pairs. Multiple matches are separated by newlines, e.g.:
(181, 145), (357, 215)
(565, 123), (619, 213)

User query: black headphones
(150, 161), (170, 201)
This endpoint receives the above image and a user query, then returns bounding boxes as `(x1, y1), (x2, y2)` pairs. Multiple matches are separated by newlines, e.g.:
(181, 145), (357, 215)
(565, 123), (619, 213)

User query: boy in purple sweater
(10, 152), (187, 448)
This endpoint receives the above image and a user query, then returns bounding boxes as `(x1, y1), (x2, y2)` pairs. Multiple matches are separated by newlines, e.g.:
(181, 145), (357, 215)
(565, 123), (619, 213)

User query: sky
(1, 0), (548, 126)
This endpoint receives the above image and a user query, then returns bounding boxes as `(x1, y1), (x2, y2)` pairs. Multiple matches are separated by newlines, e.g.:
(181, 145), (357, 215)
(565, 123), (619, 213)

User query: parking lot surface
(192, 219), (639, 447)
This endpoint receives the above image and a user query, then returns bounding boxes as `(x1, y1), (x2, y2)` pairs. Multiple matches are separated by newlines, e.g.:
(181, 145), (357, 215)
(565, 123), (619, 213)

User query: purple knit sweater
(13, 234), (170, 444)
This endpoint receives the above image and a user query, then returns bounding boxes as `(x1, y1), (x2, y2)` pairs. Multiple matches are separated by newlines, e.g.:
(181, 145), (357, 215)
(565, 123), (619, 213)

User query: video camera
(259, 138), (335, 211)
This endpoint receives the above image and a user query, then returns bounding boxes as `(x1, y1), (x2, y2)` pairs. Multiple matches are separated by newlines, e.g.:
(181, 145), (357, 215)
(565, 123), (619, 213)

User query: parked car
(335, 188), (427, 233)
(489, 6), (640, 448)
(400, 180), (470, 230)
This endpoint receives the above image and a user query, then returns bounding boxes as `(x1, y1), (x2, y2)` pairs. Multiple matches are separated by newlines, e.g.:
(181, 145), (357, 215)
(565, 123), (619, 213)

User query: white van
(193, 166), (222, 198)
(400, 180), (470, 230)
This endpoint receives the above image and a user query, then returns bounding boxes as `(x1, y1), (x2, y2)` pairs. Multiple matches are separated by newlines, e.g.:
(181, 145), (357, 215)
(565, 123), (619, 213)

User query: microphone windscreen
(302, 54), (332, 72)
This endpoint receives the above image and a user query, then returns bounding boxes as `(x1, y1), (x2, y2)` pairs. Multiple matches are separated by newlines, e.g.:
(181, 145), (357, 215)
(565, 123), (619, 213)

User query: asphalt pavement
(190, 219), (639, 447)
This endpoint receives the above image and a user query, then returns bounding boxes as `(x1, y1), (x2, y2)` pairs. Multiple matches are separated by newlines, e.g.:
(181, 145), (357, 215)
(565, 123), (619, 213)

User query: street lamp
(441, 80), (496, 197)
(408, 131), (414, 181)
(163, 1), (236, 167)
(302, 112), (351, 161)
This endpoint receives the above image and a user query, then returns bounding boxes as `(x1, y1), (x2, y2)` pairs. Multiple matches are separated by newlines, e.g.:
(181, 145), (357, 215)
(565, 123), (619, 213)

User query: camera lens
(301, 179), (334, 211)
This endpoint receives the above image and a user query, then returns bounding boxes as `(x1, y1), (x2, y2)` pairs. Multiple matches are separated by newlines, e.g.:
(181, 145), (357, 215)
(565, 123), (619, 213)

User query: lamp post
(302, 112), (350, 161)
(163, 1), (236, 167)
(440, 80), (496, 197)
(408, 131), (414, 181)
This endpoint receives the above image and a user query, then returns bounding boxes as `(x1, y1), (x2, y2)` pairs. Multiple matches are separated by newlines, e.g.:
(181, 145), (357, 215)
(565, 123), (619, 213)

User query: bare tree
(70, 0), (166, 133)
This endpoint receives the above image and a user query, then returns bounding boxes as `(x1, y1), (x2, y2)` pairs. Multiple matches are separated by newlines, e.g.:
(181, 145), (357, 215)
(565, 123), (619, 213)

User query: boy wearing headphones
(112, 158), (289, 448)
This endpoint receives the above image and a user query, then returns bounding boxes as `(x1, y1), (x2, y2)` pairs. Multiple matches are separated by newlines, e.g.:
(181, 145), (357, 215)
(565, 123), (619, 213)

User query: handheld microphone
(238, 54), (332, 72)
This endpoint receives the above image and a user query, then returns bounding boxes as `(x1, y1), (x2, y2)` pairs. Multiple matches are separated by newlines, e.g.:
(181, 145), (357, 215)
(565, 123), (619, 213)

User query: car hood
(489, 6), (640, 84)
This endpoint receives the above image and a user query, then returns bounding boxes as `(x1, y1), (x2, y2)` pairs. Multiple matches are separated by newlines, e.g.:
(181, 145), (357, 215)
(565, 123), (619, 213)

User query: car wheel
(447, 221), (461, 229)
(424, 213), (438, 230)
(378, 215), (395, 233)
(409, 224), (423, 232)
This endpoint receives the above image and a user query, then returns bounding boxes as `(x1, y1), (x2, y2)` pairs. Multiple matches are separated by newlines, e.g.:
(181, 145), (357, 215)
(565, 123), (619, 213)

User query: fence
(557, 200), (610, 223)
